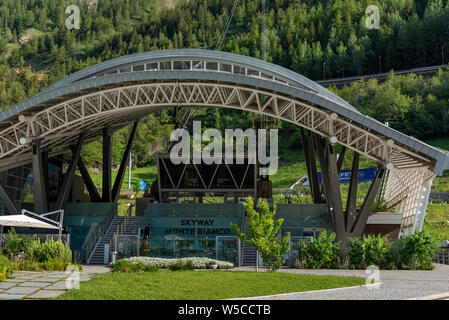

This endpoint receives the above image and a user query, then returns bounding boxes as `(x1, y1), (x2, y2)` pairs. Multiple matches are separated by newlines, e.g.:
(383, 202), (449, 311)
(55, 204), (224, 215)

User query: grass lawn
(423, 204), (449, 241)
(56, 270), (365, 300)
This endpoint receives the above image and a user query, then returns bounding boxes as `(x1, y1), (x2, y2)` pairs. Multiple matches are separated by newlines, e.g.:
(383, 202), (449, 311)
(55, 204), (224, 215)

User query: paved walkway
(0, 265), (109, 300)
(234, 264), (449, 300)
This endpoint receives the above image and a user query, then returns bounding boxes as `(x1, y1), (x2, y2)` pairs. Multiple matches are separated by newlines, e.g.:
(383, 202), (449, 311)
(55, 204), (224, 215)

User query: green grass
(56, 271), (365, 300)
(88, 166), (158, 191)
(423, 204), (449, 241)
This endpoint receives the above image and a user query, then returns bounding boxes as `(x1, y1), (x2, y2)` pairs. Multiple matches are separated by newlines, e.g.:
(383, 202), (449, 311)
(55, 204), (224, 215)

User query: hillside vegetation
(0, 1), (449, 167)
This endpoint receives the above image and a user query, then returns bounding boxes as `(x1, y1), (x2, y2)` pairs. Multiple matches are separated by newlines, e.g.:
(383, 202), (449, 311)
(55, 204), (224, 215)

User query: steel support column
(328, 144), (346, 237)
(300, 129), (322, 203)
(102, 129), (112, 202)
(112, 122), (138, 202)
(42, 151), (50, 208)
(346, 152), (359, 231)
(351, 167), (386, 236)
(56, 134), (84, 210)
(337, 146), (347, 173)
(32, 139), (48, 214)
(314, 134), (335, 227)
(0, 184), (19, 215)
(76, 154), (102, 202)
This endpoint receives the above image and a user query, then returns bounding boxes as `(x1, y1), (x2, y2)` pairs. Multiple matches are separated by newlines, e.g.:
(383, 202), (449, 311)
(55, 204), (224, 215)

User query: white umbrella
(0, 215), (59, 229)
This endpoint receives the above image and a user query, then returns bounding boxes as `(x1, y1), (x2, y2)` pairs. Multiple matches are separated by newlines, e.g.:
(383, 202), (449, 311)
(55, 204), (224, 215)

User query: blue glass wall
(142, 203), (244, 259)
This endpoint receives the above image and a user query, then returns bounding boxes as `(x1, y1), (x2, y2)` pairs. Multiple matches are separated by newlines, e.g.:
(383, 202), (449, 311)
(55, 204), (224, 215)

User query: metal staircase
(87, 216), (142, 265)
(241, 216), (258, 267)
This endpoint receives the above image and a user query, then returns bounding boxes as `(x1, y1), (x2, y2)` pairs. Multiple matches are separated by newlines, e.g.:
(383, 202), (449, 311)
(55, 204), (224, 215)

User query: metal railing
(82, 207), (115, 263)
(109, 214), (132, 260)
(287, 236), (314, 267)
(434, 245), (449, 265)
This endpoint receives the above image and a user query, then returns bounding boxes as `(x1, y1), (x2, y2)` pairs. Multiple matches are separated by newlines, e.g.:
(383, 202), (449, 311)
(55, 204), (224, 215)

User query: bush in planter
(296, 231), (340, 269)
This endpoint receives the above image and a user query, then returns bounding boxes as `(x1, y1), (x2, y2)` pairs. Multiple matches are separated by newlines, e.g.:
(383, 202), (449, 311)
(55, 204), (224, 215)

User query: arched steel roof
(0, 49), (448, 175)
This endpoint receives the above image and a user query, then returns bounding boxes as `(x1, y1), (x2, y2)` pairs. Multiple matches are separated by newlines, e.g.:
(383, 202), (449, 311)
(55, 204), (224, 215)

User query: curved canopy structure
(0, 49), (448, 234)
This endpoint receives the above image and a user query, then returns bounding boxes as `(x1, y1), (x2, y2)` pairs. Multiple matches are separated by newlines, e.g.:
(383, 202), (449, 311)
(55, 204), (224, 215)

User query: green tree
(230, 197), (291, 272)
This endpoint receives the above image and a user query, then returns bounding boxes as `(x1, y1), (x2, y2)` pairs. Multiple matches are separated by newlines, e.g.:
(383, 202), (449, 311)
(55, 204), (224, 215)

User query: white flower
(114, 257), (234, 269)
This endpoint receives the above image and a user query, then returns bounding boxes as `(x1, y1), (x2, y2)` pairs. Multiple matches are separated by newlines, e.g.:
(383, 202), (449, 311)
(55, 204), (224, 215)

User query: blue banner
(317, 168), (378, 184)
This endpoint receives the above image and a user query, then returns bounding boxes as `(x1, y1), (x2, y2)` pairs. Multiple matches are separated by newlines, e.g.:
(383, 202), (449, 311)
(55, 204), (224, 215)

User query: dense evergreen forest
(1, 0), (449, 167)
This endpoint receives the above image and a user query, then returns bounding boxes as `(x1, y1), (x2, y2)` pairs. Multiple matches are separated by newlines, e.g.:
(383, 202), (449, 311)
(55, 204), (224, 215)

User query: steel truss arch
(0, 81), (434, 173)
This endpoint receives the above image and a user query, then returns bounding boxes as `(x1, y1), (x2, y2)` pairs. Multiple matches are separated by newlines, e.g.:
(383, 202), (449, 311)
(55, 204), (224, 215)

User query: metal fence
(116, 234), (140, 259)
(216, 236), (239, 265)
(0, 233), (69, 248)
(287, 236), (314, 267)
(434, 246), (449, 265)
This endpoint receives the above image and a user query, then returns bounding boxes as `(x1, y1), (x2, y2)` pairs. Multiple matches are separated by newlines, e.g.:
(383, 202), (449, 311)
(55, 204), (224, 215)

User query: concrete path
(0, 265), (109, 300)
(234, 264), (449, 300)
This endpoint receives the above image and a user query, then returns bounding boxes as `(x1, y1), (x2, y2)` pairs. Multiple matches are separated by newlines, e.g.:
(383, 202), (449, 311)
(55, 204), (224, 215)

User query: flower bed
(110, 257), (234, 272)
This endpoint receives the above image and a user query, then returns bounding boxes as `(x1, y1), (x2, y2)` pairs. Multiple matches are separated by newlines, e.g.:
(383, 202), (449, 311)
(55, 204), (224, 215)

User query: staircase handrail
(82, 205), (115, 262)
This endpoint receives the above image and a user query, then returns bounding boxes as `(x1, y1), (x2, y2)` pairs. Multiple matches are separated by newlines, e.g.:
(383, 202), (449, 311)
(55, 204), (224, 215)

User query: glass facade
(140, 203), (243, 262)
(148, 216), (241, 259)
(0, 164), (32, 215)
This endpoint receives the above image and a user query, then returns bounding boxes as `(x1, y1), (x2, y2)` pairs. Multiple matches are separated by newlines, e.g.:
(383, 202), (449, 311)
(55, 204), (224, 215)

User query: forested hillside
(1, 0), (449, 167)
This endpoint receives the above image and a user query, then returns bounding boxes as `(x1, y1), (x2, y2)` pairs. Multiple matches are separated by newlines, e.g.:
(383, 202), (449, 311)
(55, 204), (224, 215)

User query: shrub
(109, 259), (160, 273)
(296, 231), (340, 269)
(348, 234), (390, 269)
(231, 197), (290, 272)
(110, 259), (132, 272)
(12, 259), (41, 271)
(3, 229), (33, 256)
(400, 230), (441, 270)
(30, 239), (72, 264)
(168, 260), (195, 271)
(0, 255), (14, 281)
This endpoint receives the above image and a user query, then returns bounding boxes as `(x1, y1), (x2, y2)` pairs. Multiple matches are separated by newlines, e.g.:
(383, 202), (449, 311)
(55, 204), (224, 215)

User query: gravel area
(233, 264), (449, 300)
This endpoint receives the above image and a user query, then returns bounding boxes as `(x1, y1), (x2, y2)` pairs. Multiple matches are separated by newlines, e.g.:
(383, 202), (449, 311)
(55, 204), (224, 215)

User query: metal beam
(0, 81), (437, 176)
(351, 167), (386, 235)
(32, 139), (48, 214)
(328, 144), (346, 237)
(56, 134), (84, 210)
(112, 122), (138, 202)
(314, 134), (335, 228)
(346, 152), (359, 231)
(42, 151), (50, 208)
(102, 129), (112, 202)
(300, 128), (322, 203)
(337, 146), (347, 173)
(76, 154), (102, 202)
(0, 184), (19, 215)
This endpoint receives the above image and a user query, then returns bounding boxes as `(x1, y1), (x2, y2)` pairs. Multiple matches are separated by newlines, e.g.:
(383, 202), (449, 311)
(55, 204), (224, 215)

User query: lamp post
(442, 45), (445, 65)
(128, 152), (132, 190)
(379, 55), (381, 75)
(323, 62), (326, 80)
